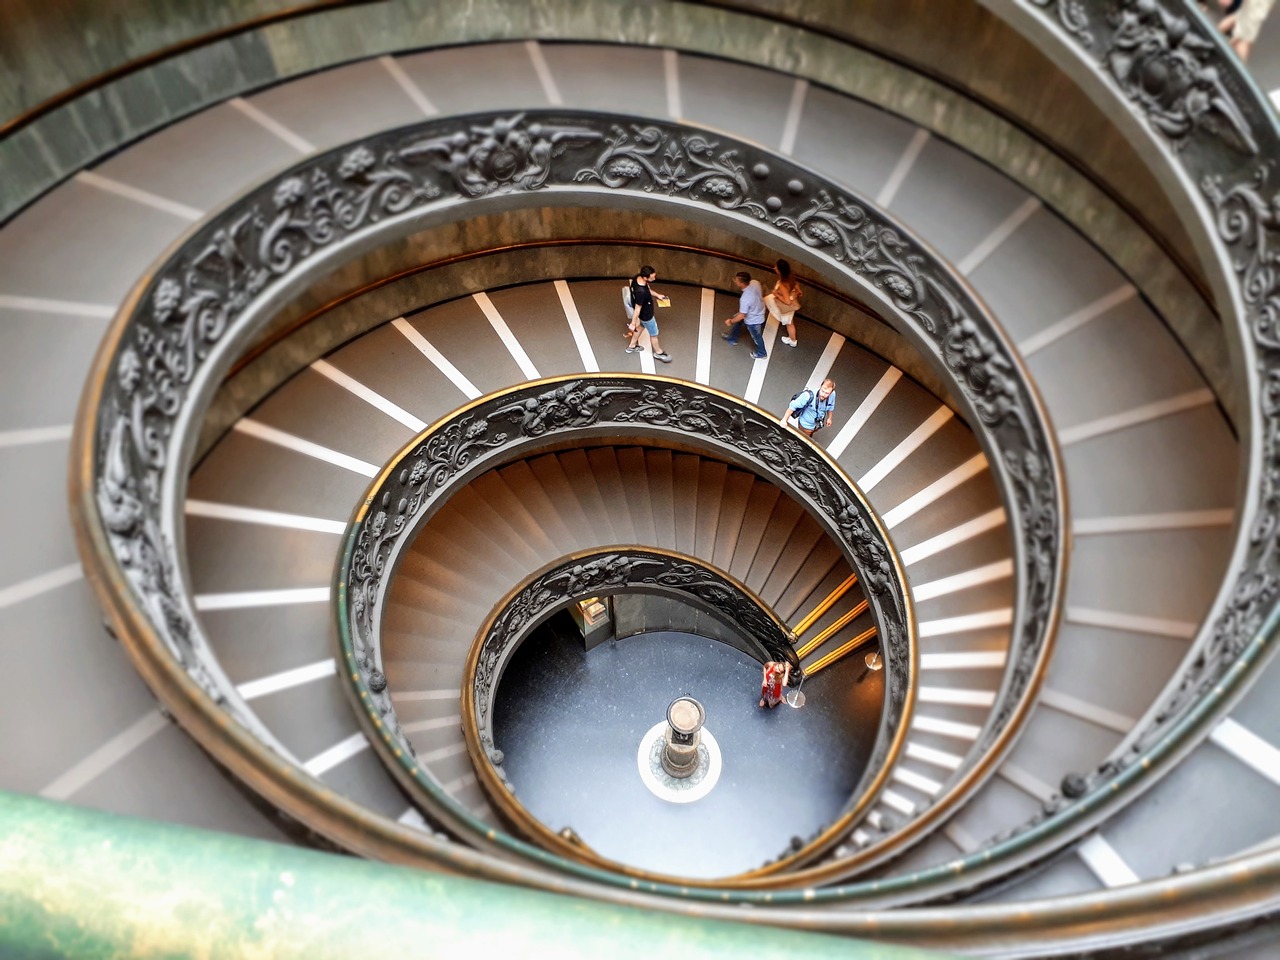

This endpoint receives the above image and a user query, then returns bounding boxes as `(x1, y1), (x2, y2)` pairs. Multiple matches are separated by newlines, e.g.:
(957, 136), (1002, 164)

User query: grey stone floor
(493, 619), (883, 878)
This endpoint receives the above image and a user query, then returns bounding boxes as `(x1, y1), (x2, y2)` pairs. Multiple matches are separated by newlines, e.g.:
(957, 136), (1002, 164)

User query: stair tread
(498, 460), (578, 554)
(645, 448), (678, 547)
(711, 468), (758, 571)
(757, 513), (826, 605)
(775, 542), (848, 623)
(557, 449), (618, 543)
(616, 447), (658, 545)
(693, 460), (729, 561)
(743, 495), (806, 592)
(727, 482), (783, 581)
(470, 471), (561, 559)
(527, 453), (592, 535)
(671, 454), (701, 556)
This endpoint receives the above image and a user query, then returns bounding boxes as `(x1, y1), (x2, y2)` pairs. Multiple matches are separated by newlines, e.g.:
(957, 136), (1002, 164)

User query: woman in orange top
(764, 259), (803, 347)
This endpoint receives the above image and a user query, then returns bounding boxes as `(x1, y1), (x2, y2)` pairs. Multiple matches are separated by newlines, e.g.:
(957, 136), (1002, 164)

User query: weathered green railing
(0, 790), (948, 960)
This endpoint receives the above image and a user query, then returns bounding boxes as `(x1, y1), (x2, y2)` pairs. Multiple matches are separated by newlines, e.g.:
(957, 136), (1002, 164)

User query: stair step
(743, 495), (806, 593)
(616, 447), (658, 544)
(429, 492), (546, 572)
(381, 624), (474, 668)
(557, 449), (618, 543)
(774, 541), (848, 623)
(527, 453), (592, 535)
(470, 471), (561, 559)
(388, 576), (490, 621)
(644, 449), (678, 547)
(670, 454), (700, 555)
(711, 468), (757, 571)
(585, 447), (637, 543)
(382, 598), (490, 640)
(395, 548), (491, 598)
(396, 521), (529, 605)
(727, 482), (783, 581)
(498, 460), (578, 554)
(758, 513), (826, 606)
(693, 460), (729, 560)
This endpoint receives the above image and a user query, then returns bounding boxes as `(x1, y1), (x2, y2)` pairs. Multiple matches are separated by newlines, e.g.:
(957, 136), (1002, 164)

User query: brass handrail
(455, 545), (850, 880)
(792, 574), (860, 639)
(794, 600), (871, 661)
(804, 627), (880, 678)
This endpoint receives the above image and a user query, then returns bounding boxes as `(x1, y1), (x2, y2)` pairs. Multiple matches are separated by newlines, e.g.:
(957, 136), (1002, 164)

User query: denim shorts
(640, 317), (659, 336)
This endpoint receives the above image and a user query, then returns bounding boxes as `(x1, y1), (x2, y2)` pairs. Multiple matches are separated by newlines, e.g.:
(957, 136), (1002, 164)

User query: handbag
(622, 283), (638, 335)
(786, 389), (818, 429)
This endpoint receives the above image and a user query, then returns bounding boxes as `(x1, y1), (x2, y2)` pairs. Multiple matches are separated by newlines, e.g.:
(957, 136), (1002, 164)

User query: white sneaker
(781, 337), (797, 347)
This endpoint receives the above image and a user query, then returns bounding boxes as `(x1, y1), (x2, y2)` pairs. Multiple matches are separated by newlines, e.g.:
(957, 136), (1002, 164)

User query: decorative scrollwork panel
(78, 107), (1064, 892)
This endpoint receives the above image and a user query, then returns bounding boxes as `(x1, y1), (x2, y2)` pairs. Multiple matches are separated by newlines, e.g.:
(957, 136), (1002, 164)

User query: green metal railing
(0, 791), (948, 960)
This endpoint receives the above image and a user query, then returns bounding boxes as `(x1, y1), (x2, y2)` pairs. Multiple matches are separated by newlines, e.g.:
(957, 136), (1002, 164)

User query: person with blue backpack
(781, 379), (837, 437)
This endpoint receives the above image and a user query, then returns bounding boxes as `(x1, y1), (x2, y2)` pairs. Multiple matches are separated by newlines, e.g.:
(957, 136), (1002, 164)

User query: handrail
(458, 546), (826, 874)
(795, 600), (872, 661)
(335, 374), (914, 885)
(43, 0), (1280, 950)
(70, 109), (1063, 903)
(803, 627), (880, 677)
(793, 573), (861, 639)
(0, 790), (954, 960)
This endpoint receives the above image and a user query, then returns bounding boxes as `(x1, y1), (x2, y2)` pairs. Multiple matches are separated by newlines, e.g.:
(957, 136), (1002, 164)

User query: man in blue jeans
(721, 271), (768, 359)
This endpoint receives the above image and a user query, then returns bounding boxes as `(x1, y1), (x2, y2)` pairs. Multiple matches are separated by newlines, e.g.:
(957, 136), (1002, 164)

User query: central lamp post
(660, 697), (706, 779)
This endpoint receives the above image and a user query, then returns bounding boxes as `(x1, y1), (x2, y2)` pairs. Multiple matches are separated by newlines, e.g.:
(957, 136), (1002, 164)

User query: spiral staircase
(2, 1), (1279, 956)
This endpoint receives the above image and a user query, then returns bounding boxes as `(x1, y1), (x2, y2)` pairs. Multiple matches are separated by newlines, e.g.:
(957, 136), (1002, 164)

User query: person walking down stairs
(781, 379), (837, 438)
(765, 258), (803, 347)
(722, 271), (768, 359)
(625, 265), (672, 363)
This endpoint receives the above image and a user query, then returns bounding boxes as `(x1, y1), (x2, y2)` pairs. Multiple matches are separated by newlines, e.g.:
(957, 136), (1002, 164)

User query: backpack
(790, 389), (817, 413)
(789, 389), (824, 431)
(621, 283), (634, 318)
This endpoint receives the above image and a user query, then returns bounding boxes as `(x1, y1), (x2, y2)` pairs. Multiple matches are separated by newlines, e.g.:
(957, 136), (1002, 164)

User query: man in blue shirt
(721, 271), (768, 360)
(781, 379), (837, 437)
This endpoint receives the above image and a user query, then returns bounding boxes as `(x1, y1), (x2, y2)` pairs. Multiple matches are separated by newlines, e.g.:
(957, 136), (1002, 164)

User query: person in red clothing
(759, 660), (792, 709)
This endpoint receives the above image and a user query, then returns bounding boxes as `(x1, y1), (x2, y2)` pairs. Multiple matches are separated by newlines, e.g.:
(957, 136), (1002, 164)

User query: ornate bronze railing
(466, 547), (802, 761)
(71, 108), (1062, 900)
(335, 374), (912, 881)
(458, 547), (818, 871)
(42, 0), (1280, 948)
